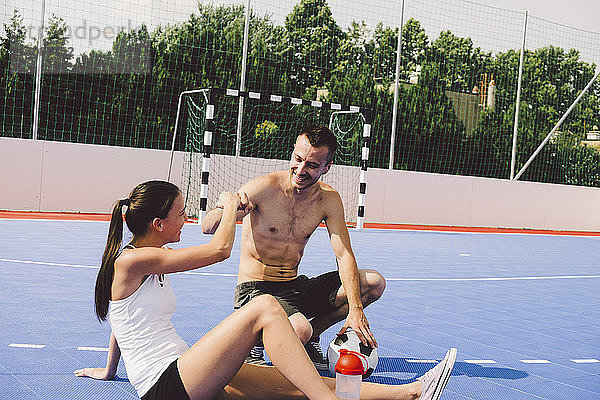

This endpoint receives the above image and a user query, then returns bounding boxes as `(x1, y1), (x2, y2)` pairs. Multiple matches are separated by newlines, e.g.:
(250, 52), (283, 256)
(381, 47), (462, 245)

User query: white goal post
(168, 88), (373, 230)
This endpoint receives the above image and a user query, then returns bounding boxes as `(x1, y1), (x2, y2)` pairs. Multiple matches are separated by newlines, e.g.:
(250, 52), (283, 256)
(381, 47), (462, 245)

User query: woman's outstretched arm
(74, 331), (121, 380)
(122, 192), (241, 277)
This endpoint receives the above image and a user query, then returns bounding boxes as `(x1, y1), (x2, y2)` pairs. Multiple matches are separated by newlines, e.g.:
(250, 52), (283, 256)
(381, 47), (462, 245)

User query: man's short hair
(299, 125), (339, 163)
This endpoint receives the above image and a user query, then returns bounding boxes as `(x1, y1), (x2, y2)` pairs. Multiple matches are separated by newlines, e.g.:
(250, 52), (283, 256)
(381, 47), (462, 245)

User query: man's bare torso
(237, 170), (334, 283)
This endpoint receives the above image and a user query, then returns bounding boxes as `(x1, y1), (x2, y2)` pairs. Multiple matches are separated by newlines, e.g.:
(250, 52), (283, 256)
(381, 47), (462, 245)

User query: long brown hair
(94, 180), (180, 321)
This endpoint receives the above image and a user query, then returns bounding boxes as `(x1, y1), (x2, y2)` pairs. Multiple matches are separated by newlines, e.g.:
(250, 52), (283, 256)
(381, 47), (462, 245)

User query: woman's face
(160, 193), (187, 243)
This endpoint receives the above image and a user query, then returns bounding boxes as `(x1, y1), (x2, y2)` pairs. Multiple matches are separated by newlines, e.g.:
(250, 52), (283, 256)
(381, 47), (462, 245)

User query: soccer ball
(327, 329), (378, 379)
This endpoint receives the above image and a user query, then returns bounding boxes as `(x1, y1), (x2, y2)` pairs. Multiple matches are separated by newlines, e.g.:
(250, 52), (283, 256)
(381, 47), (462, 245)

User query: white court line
(9, 343), (45, 349)
(77, 346), (109, 352)
(464, 359), (497, 364)
(386, 275), (600, 281)
(4, 259), (600, 281)
(459, 253), (471, 256)
(8, 339), (598, 366)
(180, 271), (237, 277)
(0, 258), (98, 269)
(0, 218), (108, 223)
(363, 226), (600, 238)
(0, 258), (238, 277)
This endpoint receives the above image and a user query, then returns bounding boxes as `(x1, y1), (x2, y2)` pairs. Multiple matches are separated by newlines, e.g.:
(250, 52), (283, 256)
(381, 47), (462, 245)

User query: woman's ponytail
(94, 199), (128, 321)
(93, 180), (180, 321)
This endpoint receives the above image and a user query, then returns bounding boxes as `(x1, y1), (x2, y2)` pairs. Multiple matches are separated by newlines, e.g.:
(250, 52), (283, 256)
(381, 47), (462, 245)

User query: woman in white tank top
(74, 180), (454, 400)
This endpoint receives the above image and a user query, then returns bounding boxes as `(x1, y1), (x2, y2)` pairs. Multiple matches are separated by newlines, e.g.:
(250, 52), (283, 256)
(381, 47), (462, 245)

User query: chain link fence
(1, 0), (599, 185)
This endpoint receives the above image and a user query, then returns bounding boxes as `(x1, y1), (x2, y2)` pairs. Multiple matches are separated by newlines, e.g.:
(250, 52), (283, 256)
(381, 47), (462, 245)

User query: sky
(3, 0), (599, 61)
(473, 0), (599, 34)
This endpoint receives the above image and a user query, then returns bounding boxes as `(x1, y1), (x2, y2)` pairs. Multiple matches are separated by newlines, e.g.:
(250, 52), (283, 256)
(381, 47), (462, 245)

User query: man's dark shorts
(233, 271), (342, 318)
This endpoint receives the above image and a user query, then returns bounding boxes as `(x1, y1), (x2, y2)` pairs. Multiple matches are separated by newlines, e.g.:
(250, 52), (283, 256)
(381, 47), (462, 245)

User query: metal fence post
(32, 0), (46, 141)
(389, 0), (405, 170)
(514, 68), (600, 181)
(510, 11), (527, 180)
(235, 0), (252, 157)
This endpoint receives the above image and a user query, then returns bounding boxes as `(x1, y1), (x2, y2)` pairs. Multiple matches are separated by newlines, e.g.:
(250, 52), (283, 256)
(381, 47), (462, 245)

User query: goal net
(173, 88), (372, 228)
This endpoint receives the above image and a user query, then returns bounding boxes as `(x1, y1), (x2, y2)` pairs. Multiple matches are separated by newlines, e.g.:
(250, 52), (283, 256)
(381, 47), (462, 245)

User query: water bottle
(334, 349), (365, 400)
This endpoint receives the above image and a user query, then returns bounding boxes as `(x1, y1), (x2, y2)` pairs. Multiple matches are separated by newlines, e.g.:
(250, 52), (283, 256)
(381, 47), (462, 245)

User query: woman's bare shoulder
(113, 247), (164, 276)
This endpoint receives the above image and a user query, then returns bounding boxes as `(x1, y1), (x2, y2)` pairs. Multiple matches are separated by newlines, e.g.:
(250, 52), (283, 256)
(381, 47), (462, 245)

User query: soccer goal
(168, 88), (373, 229)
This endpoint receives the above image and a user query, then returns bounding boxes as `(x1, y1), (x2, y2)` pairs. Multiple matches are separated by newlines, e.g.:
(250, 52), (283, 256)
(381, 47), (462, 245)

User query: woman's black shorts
(141, 359), (190, 400)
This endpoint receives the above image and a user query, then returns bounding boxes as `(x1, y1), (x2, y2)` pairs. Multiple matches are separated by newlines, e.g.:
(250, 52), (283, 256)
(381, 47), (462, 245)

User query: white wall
(2, 137), (600, 231)
(2, 138), (184, 213)
(365, 168), (600, 231)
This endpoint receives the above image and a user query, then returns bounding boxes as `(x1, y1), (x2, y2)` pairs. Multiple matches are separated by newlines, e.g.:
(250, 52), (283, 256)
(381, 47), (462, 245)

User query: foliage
(2, 3), (600, 187)
(254, 120), (279, 140)
(0, 10), (36, 137)
(284, 0), (344, 95)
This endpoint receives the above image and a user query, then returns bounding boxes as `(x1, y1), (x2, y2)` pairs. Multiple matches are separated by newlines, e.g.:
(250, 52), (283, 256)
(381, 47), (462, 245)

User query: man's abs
(238, 257), (299, 283)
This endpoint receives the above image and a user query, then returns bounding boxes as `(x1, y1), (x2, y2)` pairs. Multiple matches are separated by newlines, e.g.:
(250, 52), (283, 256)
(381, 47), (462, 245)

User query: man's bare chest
(254, 198), (324, 241)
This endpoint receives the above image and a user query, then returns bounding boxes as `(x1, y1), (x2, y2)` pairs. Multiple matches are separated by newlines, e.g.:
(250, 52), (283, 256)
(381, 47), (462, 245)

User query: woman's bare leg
(177, 295), (337, 400)
(216, 364), (421, 400)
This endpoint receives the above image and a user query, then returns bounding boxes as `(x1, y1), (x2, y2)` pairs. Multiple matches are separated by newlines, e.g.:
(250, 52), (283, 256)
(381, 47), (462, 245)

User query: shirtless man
(201, 125), (386, 369)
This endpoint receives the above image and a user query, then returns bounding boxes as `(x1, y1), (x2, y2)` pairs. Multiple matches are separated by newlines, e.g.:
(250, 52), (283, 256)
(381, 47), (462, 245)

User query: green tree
(1, 10), (36, 75)
(38, 15), (77, 141)
(326, 21), (390, 167)
(70, 50), (121, 146)
(0, 10), (36, 137)
(521, 46), (597, 136)
(370, 23), (397, 85)
(284, 0), (344, 95)
(470, 45), (600, 185)
(427, 30), (492, 92)
(151, 4), (246, 151)
(398, 18), (428, 82)
(394, 61), (467, 173)
(42, 14), (73, 73)
(246, 13), (289, 94)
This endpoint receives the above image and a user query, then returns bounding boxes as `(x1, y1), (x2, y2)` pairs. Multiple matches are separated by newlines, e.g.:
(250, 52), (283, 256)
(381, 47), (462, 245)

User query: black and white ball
(327, 329), (378, 379)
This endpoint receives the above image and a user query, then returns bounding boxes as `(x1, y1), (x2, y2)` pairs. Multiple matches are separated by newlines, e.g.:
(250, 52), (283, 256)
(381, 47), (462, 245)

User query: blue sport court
(1, 218), (599, 399)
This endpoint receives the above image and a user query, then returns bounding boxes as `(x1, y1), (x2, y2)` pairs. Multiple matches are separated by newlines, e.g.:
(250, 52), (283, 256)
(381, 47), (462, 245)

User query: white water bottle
(334, 349), (365, 400)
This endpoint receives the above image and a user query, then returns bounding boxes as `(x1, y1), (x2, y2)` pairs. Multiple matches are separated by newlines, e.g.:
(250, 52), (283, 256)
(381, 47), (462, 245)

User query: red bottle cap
(334, 349), (365, 375)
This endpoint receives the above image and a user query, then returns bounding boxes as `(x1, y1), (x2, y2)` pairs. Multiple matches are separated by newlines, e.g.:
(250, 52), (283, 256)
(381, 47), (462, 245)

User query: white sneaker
(417, 348), (457, 400)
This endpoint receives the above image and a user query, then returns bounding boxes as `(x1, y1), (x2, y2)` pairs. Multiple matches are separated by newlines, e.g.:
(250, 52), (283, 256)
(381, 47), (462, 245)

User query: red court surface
(3, 210), (600, 236)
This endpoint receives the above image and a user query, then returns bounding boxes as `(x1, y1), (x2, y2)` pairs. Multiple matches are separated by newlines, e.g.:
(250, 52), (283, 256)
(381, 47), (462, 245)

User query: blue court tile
(567, 375), (600, 394)
(546, 362), (600, 380)
(482, 324), (596, 343)
(4, 344), (136, 400)
(0, 383), (43, 400)
(50, 333), (112, 352)
(517, 378), (600, 399)
(3, 221), (600, 399)
(1, 346), (70, 374)
(448, 381), (540, 400)
(505, 362), (594, 380)
(555, 360), (600, 374)
(0, 363), (44, 400)
(21, 373), (137, 400)
(459, 384), (558, 400)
